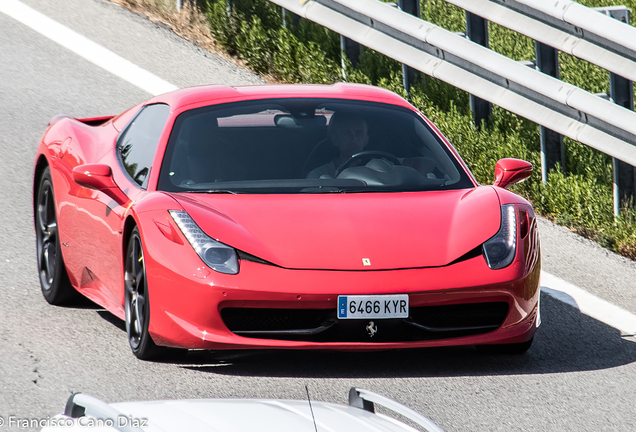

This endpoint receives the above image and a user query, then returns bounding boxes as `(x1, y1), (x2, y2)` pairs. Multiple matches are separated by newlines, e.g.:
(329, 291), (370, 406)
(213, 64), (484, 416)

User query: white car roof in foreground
(41, 389), (444, 432)
(117, 399), (419, 432)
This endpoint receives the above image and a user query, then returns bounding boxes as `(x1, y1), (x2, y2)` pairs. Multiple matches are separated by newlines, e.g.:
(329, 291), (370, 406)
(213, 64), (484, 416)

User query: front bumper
(142, 229), (540, 350)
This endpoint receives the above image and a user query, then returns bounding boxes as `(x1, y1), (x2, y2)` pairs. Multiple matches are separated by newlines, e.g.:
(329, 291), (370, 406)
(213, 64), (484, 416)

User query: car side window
(118, 103), (170, 188)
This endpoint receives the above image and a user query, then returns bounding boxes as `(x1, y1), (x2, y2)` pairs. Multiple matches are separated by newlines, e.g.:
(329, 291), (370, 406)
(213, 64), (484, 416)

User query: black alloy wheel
(124, 227), (162, 360)
(124, 227), (187, 361)
(36, 167), (76, 305)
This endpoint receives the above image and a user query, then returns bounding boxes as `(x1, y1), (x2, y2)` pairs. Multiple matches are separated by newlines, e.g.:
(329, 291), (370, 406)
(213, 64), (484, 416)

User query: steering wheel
(335, 151), (401, 177)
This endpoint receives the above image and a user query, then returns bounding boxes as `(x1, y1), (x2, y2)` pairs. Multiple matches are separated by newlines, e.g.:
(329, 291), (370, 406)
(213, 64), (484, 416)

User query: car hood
(170, 187), (501, 270)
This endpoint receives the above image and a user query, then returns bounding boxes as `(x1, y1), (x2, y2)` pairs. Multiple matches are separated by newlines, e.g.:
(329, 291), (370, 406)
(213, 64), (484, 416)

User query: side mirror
(493, 158), (532, 190)
(72, 164), (128, 205)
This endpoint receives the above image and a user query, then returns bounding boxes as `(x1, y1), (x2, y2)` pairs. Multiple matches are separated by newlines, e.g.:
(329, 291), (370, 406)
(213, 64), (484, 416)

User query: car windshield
(158, 98), (473, 193)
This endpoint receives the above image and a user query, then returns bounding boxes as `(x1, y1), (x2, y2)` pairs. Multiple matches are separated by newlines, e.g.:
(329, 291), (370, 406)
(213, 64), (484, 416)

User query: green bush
(198, 0), (636, 259)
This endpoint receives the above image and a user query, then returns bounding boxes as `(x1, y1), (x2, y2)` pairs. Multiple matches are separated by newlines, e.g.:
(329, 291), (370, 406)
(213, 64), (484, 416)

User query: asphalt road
(1, 0), (636, 430)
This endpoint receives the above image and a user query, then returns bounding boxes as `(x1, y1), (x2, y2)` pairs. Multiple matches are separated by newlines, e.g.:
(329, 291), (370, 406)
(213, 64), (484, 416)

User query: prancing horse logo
(366, 321), (377, 337)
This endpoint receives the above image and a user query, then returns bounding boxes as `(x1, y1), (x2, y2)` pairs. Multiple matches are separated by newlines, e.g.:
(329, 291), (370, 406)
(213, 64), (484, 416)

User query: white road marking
(3, 0), (635, 339)
(0, 0), (178, 96)
(542, 271), (636, 336)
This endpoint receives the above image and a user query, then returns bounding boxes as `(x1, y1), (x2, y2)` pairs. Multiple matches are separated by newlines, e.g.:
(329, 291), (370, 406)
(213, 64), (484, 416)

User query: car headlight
(169, 210), (239, 274)
(482, 204), (516, 270)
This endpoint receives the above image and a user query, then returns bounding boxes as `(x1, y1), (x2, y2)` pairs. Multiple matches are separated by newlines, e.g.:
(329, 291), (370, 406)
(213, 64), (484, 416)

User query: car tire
(36, 167), (77, 305)
(476, 336), (534, 355)
(124, 227), (187, 360)
(125, 227), (164, 360)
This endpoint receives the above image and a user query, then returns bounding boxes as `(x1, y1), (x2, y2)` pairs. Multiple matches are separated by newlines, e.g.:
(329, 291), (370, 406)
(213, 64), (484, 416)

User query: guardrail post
(595, 6), (635, 215)
(282, 8), (299, 28)
(398, 0), (420, 96)
(465, 12), (491, 129)
(535, 41), (565, 182)
(610, 75), (635, 215)
(340, 36), (362, 80)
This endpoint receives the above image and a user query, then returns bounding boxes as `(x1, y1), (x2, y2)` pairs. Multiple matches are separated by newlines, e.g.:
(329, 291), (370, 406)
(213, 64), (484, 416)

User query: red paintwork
(72, 164), (130, 205)
(34, 83), (540, 351)
(173, 188), (501, 270)
(494, 158), (533, 190)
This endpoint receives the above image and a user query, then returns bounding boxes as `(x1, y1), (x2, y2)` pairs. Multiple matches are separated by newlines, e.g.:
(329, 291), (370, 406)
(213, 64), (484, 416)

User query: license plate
(337, 295), (409, 319)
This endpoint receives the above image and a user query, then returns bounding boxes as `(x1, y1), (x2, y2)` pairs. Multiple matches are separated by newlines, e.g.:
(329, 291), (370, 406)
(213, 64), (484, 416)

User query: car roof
(145, 83), (414, 112)
(45, 389), (444, 432)
(107, 398), (420, 432)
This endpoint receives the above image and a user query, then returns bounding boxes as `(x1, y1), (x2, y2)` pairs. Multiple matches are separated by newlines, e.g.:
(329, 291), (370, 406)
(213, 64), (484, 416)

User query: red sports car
(34, 83), (540, 360)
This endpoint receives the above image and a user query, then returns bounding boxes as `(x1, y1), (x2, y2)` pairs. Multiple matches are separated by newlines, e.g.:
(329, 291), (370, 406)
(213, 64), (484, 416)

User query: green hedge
(200, 0), (636, 258)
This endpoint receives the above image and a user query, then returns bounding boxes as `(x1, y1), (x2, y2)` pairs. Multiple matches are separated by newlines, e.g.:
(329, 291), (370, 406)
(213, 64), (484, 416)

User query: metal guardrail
(270, 0), (636, 166)
(448, 0), (636, 83)
(266, 0), (636, 215)
(513, 0), (636, 60)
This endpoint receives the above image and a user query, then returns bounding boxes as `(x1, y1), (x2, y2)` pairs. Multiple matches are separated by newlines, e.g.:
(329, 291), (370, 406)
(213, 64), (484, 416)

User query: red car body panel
(172, 188), (501, 270)
(34, 83), (540, 351)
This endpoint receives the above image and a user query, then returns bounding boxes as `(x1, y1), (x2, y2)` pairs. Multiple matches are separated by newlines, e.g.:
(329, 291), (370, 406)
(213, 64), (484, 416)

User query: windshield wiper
(299, 186), (348, 193)
(202, 189), (240, 194)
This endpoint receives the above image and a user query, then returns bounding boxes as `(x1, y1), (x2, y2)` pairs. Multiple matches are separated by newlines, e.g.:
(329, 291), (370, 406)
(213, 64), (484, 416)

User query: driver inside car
(307, 113), (370, 179)
(307, 113), (439, 179)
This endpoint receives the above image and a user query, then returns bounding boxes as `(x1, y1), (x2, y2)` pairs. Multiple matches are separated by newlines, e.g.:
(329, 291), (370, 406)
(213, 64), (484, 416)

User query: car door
(73, 104), (171, 311)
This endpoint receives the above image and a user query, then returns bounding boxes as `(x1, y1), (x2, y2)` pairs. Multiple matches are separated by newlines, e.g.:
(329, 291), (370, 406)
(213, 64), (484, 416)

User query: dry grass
(109, 0), (278, 81)
(617, 243), (636, 260)
(108, 0), (231, 59)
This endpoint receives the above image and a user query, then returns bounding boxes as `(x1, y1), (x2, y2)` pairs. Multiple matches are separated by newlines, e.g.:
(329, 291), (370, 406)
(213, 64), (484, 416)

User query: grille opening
(221, 302), (509, 342)
(409, 302), (508, 329)
(221, 302), (508, 343)
(221, 308), (332, 332)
